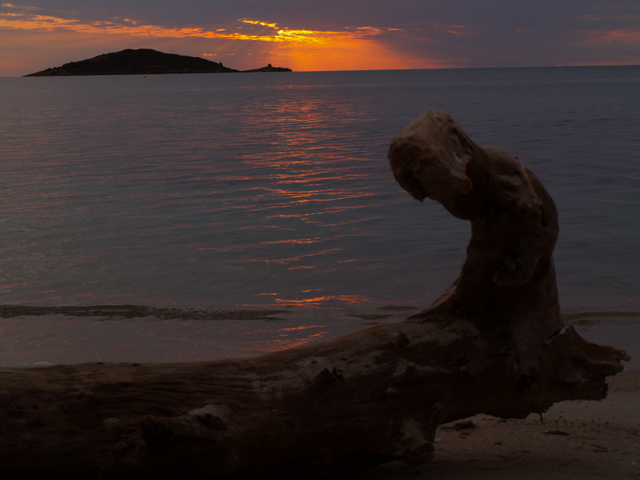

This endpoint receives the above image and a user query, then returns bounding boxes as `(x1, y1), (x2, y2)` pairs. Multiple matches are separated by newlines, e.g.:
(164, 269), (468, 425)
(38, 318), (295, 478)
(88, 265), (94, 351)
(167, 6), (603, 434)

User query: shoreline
(0, 308), (636, 477)
(350, 370), (640, 479)
(0, 306), (637, 368)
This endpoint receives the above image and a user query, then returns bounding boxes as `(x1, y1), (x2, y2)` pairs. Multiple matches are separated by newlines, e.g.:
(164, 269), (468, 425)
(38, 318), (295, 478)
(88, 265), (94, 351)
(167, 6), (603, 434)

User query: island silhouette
(24, 48), (292, 76)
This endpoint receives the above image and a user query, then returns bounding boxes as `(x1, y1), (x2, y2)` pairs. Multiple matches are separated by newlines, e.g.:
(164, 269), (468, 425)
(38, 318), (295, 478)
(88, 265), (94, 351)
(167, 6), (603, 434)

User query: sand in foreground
(349, 370), (640, 480)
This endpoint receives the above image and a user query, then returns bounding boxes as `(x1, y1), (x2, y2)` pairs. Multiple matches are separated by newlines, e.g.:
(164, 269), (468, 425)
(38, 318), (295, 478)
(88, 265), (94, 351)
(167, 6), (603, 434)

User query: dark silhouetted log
(0, 111), (629, 479)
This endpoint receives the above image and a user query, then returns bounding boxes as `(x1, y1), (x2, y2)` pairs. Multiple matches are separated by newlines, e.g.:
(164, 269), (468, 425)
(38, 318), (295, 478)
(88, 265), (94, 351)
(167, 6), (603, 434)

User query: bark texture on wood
(0, 111), (629, 479)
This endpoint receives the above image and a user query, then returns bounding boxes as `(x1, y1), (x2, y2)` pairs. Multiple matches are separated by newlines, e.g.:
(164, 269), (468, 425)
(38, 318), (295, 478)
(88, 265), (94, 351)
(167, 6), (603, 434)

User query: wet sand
(350, 370), (640, 480)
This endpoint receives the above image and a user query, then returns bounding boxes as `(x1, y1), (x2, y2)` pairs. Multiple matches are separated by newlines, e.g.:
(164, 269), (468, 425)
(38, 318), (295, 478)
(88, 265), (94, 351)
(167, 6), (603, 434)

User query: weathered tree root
(0, 110), (629, 479)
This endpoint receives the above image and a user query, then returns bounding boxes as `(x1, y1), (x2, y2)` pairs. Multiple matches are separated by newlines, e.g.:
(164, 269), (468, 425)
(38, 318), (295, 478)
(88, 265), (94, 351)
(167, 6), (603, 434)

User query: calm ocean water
(1, 66), (639, 366)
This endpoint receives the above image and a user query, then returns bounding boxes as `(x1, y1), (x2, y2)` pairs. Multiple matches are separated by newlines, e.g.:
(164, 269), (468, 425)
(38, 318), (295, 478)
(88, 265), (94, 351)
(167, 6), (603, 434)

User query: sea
(1, 66), (639, 368)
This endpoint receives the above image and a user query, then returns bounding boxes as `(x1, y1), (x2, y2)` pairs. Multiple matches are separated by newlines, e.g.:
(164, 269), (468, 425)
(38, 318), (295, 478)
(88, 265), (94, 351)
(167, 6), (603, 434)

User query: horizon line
(12, 62), (640, 78)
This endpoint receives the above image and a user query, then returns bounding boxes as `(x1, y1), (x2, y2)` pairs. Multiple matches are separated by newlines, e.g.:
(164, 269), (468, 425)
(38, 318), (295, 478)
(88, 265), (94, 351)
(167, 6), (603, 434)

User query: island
(23, 48), (292, 76)
(243, 64), (293, 73)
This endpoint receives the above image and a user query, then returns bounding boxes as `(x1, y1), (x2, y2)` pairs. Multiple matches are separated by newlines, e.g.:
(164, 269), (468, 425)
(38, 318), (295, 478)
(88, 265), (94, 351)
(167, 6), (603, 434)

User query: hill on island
(24, 49), (292, 77)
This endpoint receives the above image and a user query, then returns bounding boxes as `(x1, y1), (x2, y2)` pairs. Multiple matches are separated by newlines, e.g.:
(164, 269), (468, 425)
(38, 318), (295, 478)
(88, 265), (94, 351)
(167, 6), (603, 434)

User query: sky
(1, 0), (640, 76)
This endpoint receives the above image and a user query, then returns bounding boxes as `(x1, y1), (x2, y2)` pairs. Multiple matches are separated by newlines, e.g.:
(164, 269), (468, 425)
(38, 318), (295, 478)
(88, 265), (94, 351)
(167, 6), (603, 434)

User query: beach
(349, 370), (640, 480)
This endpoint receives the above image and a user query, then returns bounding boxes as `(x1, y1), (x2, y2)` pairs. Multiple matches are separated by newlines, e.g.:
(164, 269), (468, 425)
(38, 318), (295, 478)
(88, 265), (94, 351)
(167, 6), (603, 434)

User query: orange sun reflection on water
(274, 295), (372, 306)
(239, 292), (374, 308)
(257, 333), (326, 352)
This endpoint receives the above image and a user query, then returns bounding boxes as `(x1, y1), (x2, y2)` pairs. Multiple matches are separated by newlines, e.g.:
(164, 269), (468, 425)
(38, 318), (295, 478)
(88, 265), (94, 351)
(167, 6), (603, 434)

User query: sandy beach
(350, 370), (640, 480)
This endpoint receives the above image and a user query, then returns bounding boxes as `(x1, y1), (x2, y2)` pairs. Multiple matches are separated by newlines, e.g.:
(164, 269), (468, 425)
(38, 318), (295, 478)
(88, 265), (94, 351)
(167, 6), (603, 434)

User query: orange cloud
(241, 19), (279, 29)
(0, 8), (372, 43)
(573, 28), (640, 46)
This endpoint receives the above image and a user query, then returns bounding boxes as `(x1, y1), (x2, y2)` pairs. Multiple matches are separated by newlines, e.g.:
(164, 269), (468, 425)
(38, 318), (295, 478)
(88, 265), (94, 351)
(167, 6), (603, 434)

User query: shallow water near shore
(0, 308), (637, 370)
(1, 66), (639, 366)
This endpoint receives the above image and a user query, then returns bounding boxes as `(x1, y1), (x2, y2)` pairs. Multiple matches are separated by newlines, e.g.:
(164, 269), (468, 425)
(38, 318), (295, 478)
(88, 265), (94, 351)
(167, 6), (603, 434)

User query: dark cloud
(13, 0), (605, 29)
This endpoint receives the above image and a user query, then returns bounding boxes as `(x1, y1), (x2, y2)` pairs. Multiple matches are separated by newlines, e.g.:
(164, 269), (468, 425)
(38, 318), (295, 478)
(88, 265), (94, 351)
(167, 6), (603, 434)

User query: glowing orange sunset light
(276, 37), (437, 72)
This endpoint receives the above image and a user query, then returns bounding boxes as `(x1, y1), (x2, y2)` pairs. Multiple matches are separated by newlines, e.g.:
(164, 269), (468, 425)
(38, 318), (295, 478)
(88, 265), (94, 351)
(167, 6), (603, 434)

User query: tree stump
(0, 110), (629, 479)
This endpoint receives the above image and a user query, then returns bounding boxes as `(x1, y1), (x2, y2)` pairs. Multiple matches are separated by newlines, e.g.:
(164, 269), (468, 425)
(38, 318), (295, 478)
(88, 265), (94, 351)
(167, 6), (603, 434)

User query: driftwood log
(0, 111), (629, 479)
